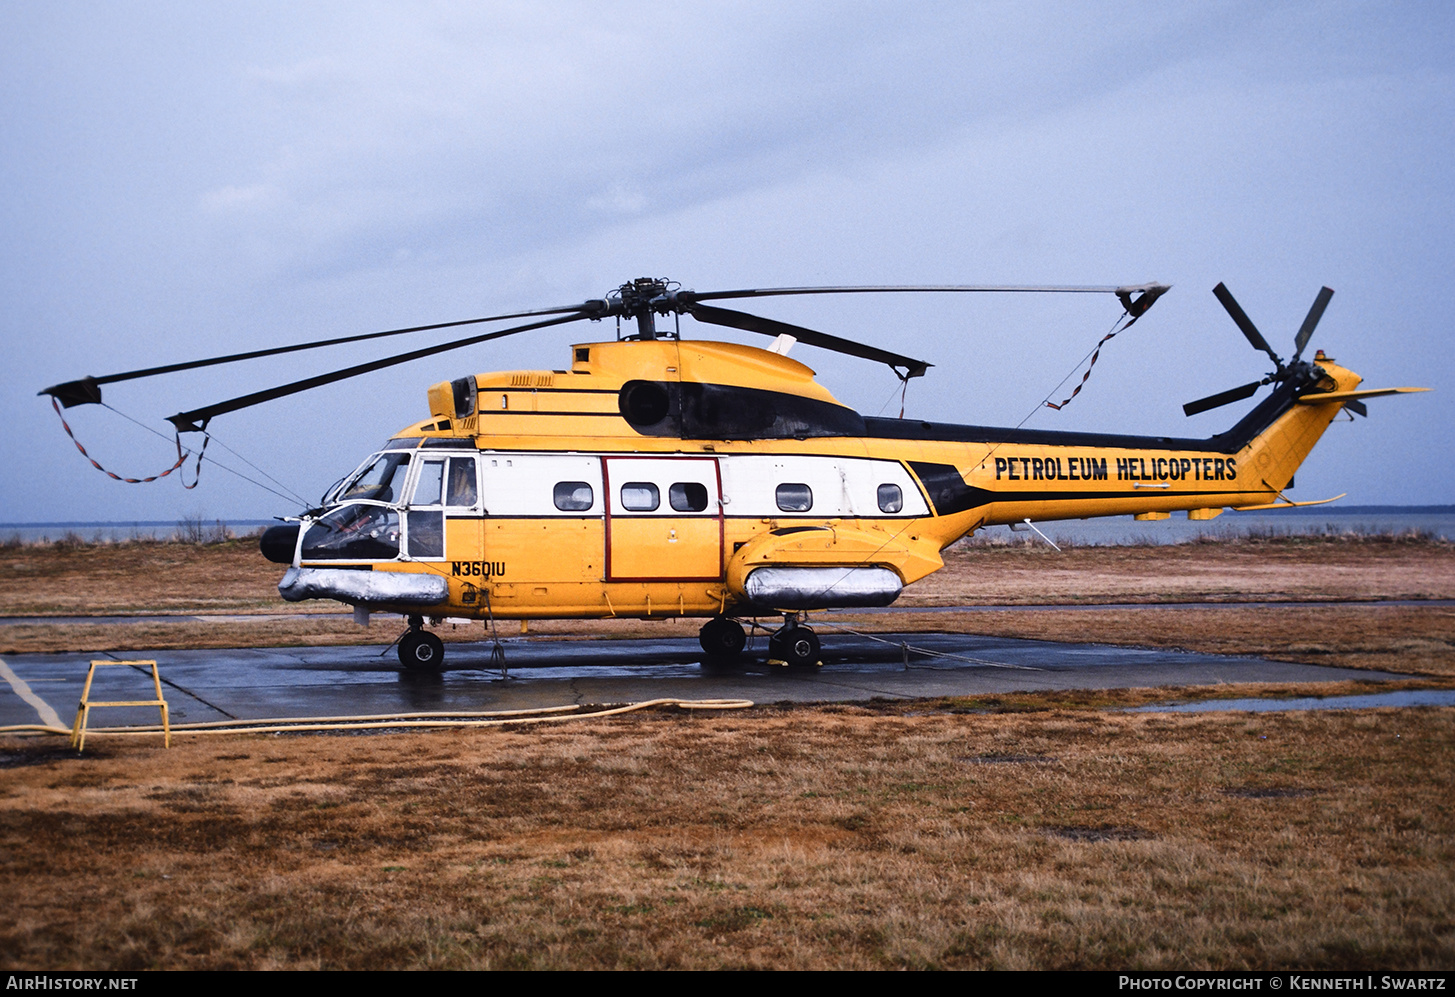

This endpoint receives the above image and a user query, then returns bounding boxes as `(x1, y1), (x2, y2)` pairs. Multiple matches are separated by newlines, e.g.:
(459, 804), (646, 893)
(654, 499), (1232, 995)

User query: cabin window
(620, 482), (659, 512)
(340, 452), (412, 504)
(553, 481), (594, 511)
(670, 482), (710, 512)
(775, 483), (813, 512)
(446, 457), (478, 507)
(877, 483), (903, 514)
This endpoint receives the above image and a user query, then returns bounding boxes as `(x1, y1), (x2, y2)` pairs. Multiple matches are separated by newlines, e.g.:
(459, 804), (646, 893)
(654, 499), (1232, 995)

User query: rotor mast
(613, 277), (672, 341)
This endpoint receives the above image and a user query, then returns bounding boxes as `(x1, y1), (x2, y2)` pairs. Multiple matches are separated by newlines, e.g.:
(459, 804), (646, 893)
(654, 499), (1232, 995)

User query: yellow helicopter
(42, 278), (1425, 670)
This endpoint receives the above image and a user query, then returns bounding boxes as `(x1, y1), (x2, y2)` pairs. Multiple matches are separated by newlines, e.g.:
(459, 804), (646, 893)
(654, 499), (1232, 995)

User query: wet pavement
(1127, 689), (1455, 713)
(0, 630), (1414, 730)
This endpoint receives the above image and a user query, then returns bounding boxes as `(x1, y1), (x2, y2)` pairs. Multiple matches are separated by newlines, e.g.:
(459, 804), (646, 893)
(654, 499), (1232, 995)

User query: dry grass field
(2, 533), (1453, 969)
(2, 701), (1452, 970)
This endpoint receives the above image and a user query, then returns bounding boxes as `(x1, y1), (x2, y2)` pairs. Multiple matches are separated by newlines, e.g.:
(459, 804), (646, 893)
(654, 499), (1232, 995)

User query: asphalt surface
(0, 630), (1410, 730)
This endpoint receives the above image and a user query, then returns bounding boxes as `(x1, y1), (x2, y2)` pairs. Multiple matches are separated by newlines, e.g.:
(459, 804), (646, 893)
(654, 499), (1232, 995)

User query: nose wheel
(398, 615), (444, 670)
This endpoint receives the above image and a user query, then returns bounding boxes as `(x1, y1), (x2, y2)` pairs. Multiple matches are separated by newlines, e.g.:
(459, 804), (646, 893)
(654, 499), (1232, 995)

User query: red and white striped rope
(1043, 311), (1132, 411)
(51, 397), (208, 488)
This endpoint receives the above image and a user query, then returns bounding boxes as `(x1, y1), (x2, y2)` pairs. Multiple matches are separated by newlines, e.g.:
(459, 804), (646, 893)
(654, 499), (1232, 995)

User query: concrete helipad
(0, 631), (1411, 730)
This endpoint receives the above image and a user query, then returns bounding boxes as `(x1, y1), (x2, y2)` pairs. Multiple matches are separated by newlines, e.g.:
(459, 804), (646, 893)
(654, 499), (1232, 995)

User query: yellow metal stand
(70, 660), (171, 752)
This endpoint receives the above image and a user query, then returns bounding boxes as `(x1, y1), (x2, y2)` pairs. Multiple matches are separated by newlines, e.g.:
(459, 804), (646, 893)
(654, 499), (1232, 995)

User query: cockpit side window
(412, 459), (445, 507)
(404, 457), (478, 510)
(405, 458), (447, 559)
(340, 452), (412, 503)
(446, 458), (478, 507)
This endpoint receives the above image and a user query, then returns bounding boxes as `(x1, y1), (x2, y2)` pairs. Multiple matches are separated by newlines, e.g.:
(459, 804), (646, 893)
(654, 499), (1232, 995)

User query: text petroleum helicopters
(42, 278), (1425, 670)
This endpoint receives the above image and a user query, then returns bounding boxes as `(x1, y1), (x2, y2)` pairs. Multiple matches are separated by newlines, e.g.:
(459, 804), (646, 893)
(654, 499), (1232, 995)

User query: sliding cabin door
(602, 457), (723, 581)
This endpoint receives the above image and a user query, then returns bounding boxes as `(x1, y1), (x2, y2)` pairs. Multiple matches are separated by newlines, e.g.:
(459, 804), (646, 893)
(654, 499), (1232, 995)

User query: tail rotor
(1182, 283), (1334, 418)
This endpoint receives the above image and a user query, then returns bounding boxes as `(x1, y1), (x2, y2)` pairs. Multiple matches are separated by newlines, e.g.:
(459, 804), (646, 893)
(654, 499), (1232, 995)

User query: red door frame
(602, 455), (724, 582)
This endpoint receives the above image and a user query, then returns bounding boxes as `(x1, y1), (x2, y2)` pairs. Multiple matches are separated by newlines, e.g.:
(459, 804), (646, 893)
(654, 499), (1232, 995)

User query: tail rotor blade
(1212, 283), (1281, 367)
(1293, 286), (1334, 359)
(1183, 380), (1263, 417)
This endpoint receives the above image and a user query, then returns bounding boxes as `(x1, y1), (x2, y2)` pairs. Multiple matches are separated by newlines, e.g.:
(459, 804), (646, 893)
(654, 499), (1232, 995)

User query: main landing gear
(398, 614), (444, 670)
(699, 616), (747, 663)
(698, 614), (822, 669)
(767, 615), (821, 669)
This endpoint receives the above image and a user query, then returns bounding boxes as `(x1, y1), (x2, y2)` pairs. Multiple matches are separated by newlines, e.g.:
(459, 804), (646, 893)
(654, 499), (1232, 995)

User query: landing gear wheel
(698, 617), (747, 662)
(768, 626), (820, 669)
(398, 629), (445, 670)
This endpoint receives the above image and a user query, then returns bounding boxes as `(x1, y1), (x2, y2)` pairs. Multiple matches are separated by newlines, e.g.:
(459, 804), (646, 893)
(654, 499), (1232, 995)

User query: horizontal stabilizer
(1233, 493), (1346, 511)
(1296, 387), (1429, 404)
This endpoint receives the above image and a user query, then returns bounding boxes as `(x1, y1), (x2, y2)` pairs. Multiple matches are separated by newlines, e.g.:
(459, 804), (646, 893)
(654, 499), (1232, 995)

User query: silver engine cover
(742, 566), (902, 609)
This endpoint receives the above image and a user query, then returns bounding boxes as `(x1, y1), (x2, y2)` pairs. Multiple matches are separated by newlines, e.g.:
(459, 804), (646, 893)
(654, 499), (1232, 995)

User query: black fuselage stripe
(971, 489), (1265, 503)
(475, 409), (620, 417)
(863, 381), (1298, 455)
(484, 387), (621, 395)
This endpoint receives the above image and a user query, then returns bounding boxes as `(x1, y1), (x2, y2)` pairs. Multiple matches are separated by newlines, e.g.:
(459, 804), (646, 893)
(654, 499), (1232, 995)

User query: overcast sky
(3, 1), (1451, 524)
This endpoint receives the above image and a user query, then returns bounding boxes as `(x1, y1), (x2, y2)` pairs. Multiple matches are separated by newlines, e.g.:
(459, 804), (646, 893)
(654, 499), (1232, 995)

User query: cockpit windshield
(335, 452), (412, 504)
(300, 504), (401, 561)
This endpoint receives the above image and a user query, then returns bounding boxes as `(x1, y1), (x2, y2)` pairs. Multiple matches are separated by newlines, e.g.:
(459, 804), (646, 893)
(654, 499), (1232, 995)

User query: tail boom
(873, 359), (1366, 546)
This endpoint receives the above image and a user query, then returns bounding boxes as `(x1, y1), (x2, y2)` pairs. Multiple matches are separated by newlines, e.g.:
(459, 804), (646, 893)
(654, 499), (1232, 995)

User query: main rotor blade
(166, 312), (590, 431)
(679, 283), (1172, 322)
(1212, 282), (1281, 367)
(1182, 380), (1263, 417)
(40, 301), (603, 408)
(1293, 286), (1334, 359)
(686, 303), (931, 379)
(682, 284), (1145, 302)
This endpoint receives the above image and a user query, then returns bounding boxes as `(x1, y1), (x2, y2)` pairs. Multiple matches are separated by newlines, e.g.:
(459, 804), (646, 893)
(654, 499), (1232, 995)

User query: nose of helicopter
(260, 523), (300, 564)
